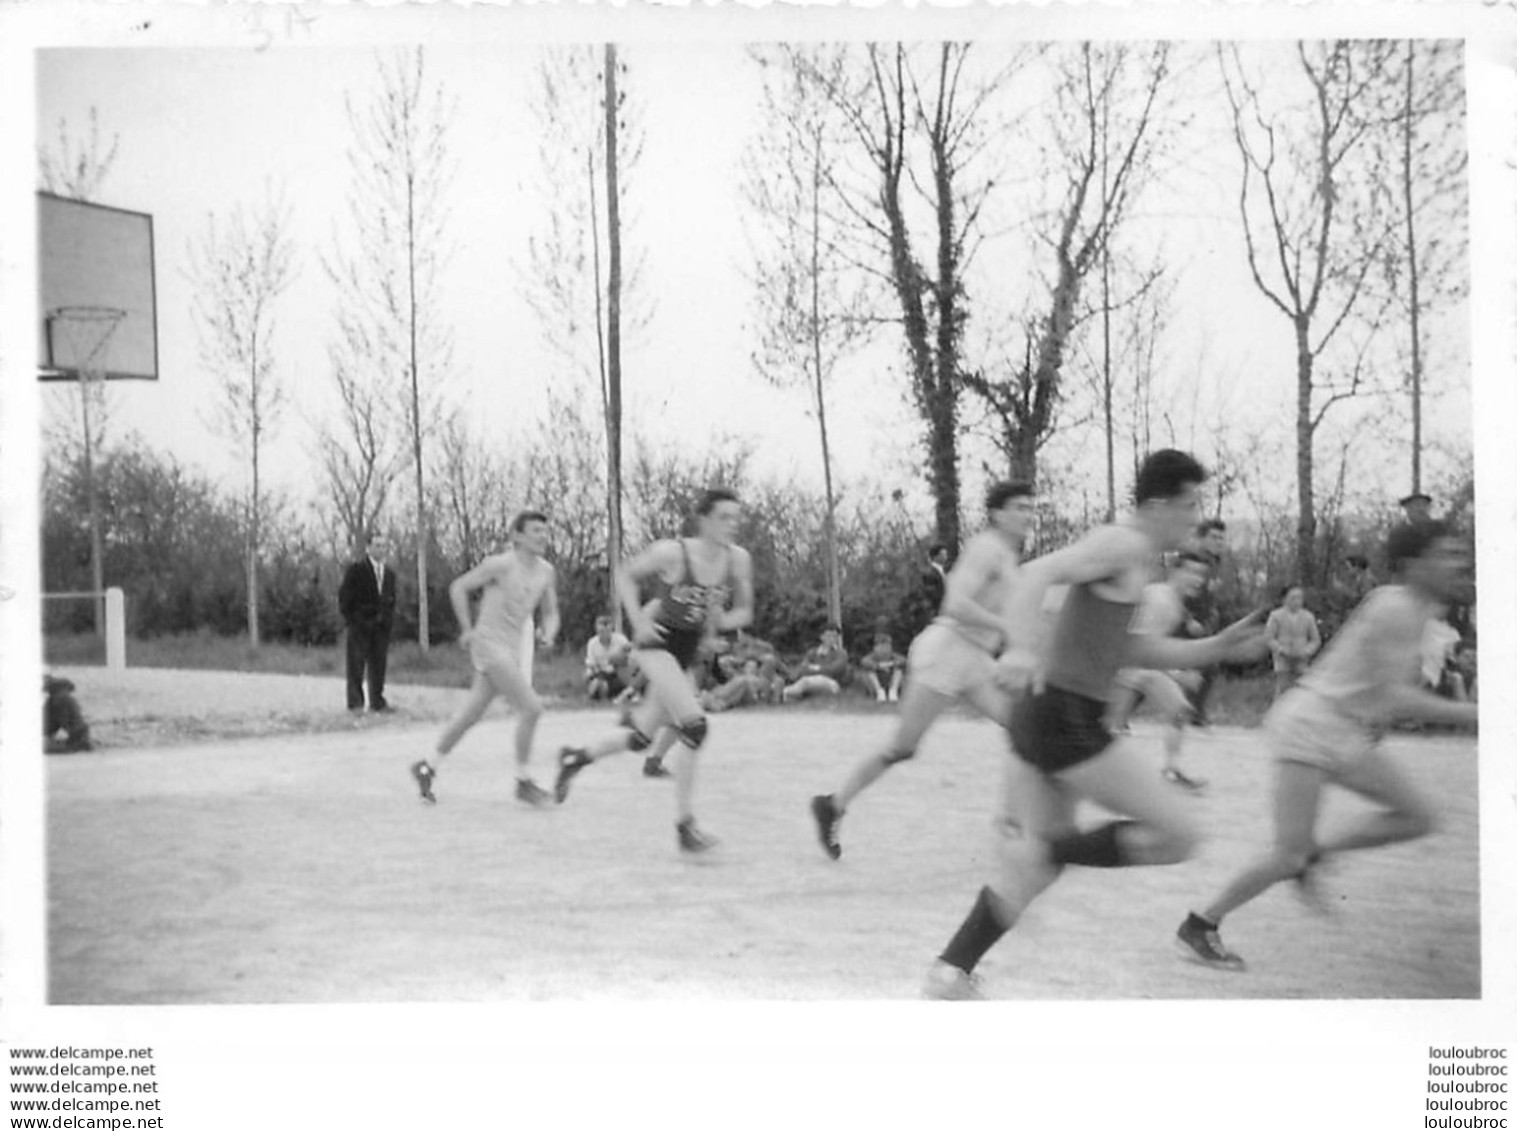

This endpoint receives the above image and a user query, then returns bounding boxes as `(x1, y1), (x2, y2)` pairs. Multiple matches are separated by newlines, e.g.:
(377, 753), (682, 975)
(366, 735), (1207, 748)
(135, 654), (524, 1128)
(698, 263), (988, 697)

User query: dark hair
(1197, 519), (1227, 536)
(512, 510), (549, 533)
(595, 614), (613, 627)
(695, 488), (740, 516)
(1385, 520), (1454, 575)
(1135, 449), (1207, 504)
(986, 480), (1035, 513)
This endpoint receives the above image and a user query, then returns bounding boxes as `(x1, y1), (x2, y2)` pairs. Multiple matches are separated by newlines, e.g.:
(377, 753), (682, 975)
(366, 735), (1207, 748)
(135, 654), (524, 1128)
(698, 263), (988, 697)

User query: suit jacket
(339, 556), (398, 631)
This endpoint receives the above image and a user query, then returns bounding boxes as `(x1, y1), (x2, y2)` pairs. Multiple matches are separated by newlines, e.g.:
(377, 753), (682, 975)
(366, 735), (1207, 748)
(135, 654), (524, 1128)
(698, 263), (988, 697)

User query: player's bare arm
(712, 546), (755, 632)
(616, 541), (681, 643)
(537, 563), (561, 646)
(1363, 596), (1479, 729)
(996, 525), (1146, 690)
(1130, 608), (1267, 672)
(448, 555), (504, 644)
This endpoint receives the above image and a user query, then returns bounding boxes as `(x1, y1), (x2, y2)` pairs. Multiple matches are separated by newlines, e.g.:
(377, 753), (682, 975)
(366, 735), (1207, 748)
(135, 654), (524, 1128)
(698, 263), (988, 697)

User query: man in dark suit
(339, 529), (398, 712)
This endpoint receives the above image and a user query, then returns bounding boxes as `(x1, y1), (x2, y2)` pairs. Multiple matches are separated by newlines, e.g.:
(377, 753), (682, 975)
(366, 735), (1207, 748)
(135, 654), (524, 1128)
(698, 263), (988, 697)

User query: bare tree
(527, 45), (647, 620)
(1220, 40), (1401, 584)
(38, 106), (122, 635)
(744, 45), (873, 626)
(1378, 40), (1467, 495)
(326, 47), (458, 648)
(186, 185), (298, 648)
(38, 106), (119, 201)
(963, 42), (1180, 487)
(785, 42), (1025, 553)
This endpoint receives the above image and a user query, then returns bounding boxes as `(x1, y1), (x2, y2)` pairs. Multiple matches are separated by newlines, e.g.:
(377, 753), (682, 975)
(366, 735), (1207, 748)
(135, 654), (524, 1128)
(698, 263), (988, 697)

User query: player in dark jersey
(922, 450), (1268, 998)
(554, 488), (755, 853)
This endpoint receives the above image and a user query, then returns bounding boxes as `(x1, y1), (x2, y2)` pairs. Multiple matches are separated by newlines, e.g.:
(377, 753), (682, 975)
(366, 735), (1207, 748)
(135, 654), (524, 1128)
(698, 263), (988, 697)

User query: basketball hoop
(46, 305), (126, 380)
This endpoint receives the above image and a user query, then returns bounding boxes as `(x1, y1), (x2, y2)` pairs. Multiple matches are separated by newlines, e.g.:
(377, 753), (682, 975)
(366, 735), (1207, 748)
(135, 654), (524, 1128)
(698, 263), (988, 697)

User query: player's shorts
(1009, 684), (1115, 774)
(906, 623), (995, 698)
(1116, 668), (1192, 718)
(639, 627), (704, 672)
(469, 633), (524, 677)
(1267, 688), (1381, 776)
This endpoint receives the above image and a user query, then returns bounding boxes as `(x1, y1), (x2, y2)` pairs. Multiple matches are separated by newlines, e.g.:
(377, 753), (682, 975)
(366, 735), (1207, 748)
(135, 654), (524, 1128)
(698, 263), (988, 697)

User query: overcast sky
(21, 28), (1483, 532)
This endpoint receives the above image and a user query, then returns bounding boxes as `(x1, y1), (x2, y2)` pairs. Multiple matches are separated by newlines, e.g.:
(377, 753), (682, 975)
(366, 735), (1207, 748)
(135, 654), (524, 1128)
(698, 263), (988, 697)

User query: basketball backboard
(37, 191), (159, 381)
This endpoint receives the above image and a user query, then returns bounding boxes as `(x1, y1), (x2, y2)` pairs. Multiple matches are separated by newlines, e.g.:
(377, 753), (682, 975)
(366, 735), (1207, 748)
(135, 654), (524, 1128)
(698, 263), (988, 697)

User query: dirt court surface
(46, 689), (1479, 1003)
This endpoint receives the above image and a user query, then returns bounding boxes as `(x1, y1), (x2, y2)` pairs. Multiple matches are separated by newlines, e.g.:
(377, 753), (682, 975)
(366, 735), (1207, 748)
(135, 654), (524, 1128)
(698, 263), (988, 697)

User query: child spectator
(859, 632), (906, 702)
(584, 615), (633, 701)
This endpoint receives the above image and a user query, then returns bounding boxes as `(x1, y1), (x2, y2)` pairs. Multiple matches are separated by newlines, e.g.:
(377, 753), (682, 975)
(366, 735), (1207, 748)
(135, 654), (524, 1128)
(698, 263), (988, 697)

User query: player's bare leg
(412, 672), (496, 803)
(811, 680), (956, 859)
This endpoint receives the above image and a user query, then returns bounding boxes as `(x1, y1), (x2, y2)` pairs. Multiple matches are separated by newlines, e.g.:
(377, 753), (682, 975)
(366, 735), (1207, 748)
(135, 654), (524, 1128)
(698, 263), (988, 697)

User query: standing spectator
(1265, 585), (1321, 700)
(1420, 609), (1468, 702)
(859, 632), (906, 702)
(43, 674), (93, 753)
(338, 529), (398, 713)
(782, 625), (850, 702)
(904, 544), (950, 640)
(584, 614), (632, 701)
(1185, 519), (1228, 724)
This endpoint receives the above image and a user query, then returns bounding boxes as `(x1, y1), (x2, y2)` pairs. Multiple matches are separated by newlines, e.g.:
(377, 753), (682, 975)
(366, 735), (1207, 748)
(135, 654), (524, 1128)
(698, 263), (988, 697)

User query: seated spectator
(1265, 585), (1321, 701)
(782, 625), (850, 702)
(613, 651), (647, 706)
(43, 674), (93, 753)
(859, 632), (906, 702)
(583, 615), (633, 701)
(701, 657), (773, 714)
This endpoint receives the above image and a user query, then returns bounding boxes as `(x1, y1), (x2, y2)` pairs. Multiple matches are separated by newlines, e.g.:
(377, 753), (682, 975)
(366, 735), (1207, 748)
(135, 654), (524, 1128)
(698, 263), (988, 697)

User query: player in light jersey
(554, 488), (755, 853)
(923, 451), (1267, 999)
(410, 511), (560, 807)
(1107, 551), (1211, 791)
(808, 481), (1035, 860)
(1176, 521), (1477, 970)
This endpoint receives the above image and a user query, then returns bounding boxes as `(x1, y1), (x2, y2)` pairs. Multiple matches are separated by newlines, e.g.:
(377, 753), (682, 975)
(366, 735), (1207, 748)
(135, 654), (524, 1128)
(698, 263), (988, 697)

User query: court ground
(45, 703), (1479, 1003)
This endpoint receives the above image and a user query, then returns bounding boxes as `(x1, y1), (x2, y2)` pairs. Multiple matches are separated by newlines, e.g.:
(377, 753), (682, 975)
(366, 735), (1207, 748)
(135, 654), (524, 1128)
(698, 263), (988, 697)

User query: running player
(553, 488), (755, 853)
(410, 511), (560, 807)
(809, 481), (1034, 860)
(923, 450), (1267, 999)
(1175, 521), (1477, 971)
(1107, 551), (1212, 791)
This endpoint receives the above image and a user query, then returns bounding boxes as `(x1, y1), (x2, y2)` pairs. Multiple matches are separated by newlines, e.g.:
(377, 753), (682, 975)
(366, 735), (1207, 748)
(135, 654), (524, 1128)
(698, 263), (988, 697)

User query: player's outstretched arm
(713, 547), (755, 632)
(1130, 608), (1267, 672)
(1360, 598), (1479, 730)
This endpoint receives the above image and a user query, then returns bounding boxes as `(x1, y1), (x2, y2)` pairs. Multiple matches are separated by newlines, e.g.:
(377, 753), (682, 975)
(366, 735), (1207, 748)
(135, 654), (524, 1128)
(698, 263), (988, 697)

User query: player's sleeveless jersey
(645, 540), (734, 667)
(1297, 585), (1430, 722)
(1132, 581), (1185, 638)
(474, 554), (550, 651)
(935, 530), (1019, 653)
(1042, 582), (1136, 702)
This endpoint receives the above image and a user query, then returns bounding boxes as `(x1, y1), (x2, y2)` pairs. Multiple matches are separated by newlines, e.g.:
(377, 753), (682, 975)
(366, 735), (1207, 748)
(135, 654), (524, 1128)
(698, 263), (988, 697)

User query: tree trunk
(810, 136), (842, 627)
(1295, 319), (1317, 585)
(248, 347), (261, 650)
(407, 170), (429, 651)
(1402, 39), (1424, 495)
(604, 44), (625, 623)
(1100, 97), (1116, 522)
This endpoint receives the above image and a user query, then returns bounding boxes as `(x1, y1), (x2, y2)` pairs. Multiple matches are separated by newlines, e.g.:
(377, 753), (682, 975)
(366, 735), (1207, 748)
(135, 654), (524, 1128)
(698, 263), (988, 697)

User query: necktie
(374, 561), (383, 592)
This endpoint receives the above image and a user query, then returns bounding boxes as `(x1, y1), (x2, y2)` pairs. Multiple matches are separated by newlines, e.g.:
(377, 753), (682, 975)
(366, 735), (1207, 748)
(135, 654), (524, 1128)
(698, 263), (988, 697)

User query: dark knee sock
(1048, 821), (1138, 868)
(939, 886), (1010, 974)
